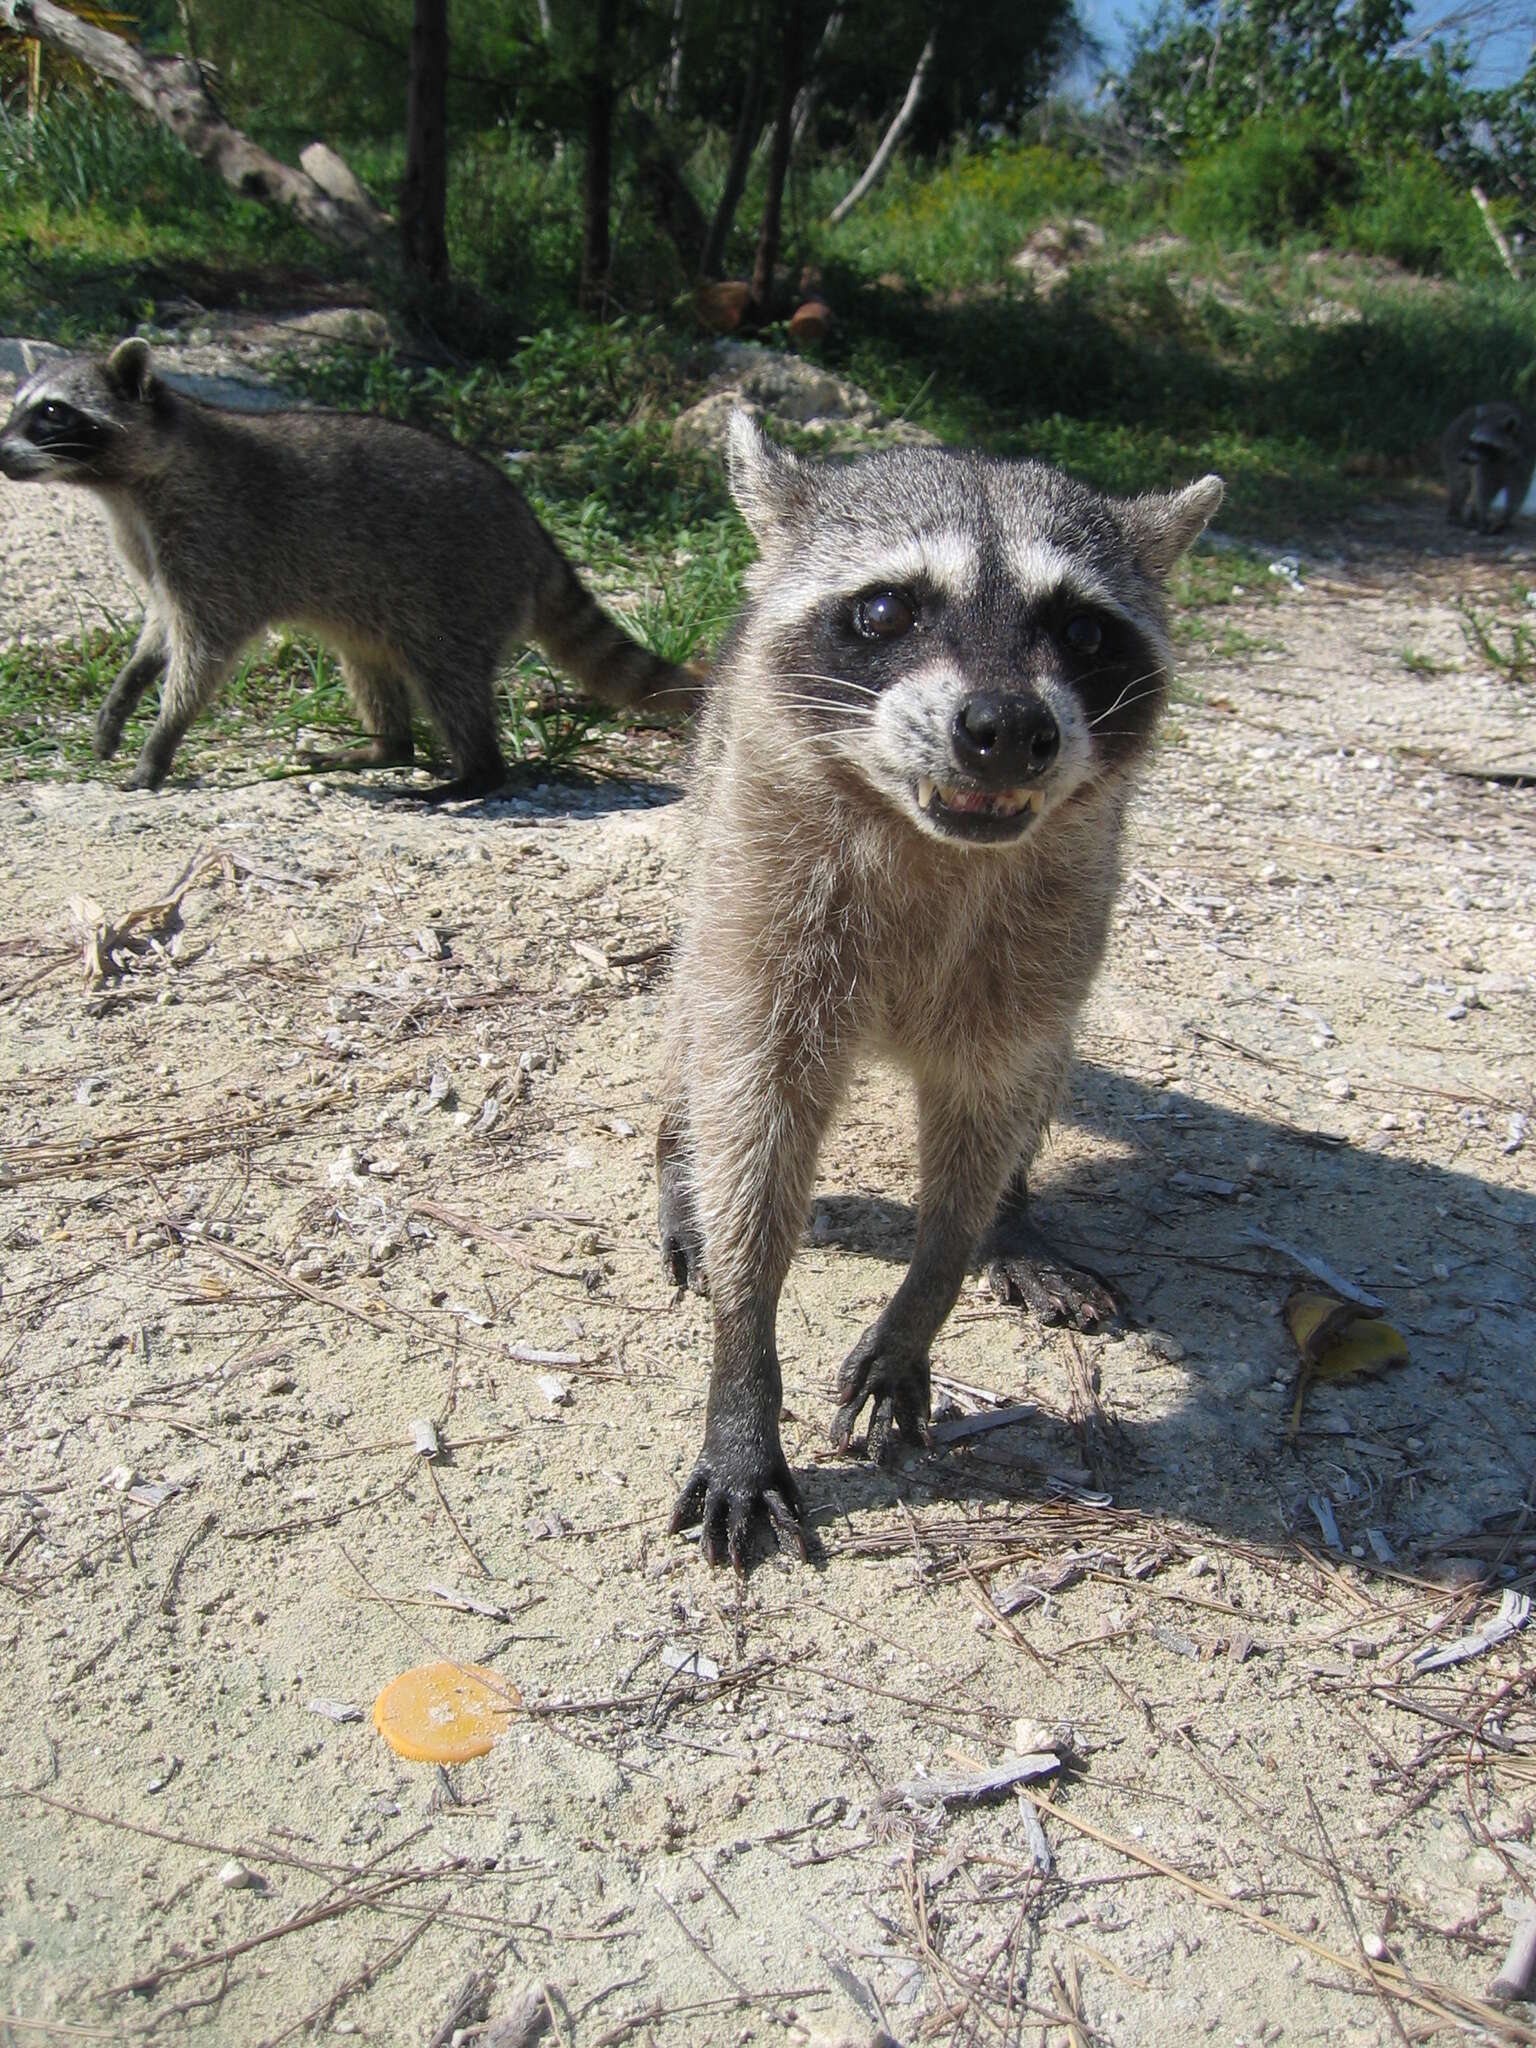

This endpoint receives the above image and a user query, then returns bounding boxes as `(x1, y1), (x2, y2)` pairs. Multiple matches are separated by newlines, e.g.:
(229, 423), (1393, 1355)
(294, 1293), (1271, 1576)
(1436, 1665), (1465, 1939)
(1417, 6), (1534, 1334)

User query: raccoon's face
(0, 338), (165, 486)
(1464, 405), (1527, 464)
(727, 416), (1222, 849)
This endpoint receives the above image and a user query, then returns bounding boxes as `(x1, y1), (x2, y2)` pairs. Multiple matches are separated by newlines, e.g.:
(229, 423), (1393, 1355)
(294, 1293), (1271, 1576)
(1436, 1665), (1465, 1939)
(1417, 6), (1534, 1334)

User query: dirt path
(2, 392), (1535, 2046)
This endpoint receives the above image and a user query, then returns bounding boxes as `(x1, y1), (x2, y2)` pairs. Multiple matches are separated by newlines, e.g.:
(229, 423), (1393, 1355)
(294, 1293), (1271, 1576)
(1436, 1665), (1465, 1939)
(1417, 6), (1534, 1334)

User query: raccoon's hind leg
(299, 654), (415, 772)
(385, 644), (508, 802)
(123, 632), (237, 790)
(96, 615), (169, 763)
(980, 1167), (1121, 1330)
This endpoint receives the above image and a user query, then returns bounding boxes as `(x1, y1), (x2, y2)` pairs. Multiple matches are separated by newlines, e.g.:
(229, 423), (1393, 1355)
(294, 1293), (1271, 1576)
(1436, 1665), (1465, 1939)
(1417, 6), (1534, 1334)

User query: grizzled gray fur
(0, 338), (696, 795)
(658, 414), (1221, 1568)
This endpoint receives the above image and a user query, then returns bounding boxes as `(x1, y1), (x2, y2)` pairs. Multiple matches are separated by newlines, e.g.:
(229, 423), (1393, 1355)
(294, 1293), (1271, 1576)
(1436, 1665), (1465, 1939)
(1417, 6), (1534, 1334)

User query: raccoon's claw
(986, 1246), (1120, 1331)
(670, 1443), (808, 1570)
(830, 1326), (931, 1465)
(662, 1230), (707, 1293)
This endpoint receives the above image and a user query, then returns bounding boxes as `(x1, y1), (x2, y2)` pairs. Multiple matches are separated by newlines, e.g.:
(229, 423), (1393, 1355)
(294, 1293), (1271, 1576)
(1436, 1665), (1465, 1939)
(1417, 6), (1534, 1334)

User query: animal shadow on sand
(764, 1058), (1534, 1565)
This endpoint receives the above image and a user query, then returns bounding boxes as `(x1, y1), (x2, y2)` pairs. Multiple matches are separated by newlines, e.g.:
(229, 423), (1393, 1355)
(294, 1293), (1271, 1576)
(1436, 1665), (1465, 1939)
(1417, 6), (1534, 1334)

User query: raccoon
(0, 338), (697, 795)
(658, 415), (1222, 1566)
(1443, 401), (1536, 535)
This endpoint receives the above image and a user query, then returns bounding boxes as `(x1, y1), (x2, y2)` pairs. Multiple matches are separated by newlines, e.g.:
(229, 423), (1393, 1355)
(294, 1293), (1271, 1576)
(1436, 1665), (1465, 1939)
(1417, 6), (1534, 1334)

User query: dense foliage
(1116, 0), (1536, 197)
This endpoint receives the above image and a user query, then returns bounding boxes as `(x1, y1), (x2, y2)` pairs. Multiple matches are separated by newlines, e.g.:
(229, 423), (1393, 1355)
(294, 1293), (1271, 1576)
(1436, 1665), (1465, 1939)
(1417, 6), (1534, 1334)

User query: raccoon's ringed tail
(531, 556), (703, 715)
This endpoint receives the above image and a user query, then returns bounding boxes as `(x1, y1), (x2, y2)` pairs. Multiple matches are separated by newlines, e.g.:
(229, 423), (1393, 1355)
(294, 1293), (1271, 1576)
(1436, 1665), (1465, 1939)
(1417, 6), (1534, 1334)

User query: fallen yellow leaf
(1284, 1284), (1409, 1436)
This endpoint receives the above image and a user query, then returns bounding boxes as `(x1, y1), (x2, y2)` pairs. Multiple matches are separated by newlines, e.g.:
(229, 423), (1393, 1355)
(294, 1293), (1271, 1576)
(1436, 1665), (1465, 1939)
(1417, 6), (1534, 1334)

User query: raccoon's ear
(727, 410), (810, 538)
(106, 337), (154, 401)
(1121, 473), (1224, 581)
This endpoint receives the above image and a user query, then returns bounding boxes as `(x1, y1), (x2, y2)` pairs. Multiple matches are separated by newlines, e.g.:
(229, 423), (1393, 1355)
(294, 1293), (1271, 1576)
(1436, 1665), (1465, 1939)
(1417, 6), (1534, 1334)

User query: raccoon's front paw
(670, 1427), (808, 1570)
(986, 1243), (1120, 1330)
(122, 756), (169, 792)
(830, 1325), (931, 1466)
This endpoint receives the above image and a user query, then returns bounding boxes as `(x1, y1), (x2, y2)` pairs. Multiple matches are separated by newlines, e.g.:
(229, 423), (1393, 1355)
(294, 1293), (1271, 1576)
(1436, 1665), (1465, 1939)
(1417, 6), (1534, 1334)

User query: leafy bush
(1340, 151), (1492, 277)
(1174, 119), (1360, 245)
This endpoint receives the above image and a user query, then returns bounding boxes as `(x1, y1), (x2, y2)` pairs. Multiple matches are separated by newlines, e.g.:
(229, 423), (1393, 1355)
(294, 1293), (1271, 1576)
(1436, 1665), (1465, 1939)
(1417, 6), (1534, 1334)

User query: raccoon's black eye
(1064, 613), (1104, 656)
(852, 590), (916, 642)
(37, 401), (70, 423)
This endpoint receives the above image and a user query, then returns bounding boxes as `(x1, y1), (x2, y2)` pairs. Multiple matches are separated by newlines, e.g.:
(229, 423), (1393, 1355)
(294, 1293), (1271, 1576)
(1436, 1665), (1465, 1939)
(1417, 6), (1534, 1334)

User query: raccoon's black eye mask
(25, 398), (107, 457)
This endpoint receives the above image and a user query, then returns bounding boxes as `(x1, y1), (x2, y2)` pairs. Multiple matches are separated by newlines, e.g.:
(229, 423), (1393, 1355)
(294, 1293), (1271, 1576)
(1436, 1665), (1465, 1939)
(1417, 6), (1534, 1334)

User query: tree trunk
(399, 0), (449, 284)
(749, 0), (803, 313)
(0, 0), (390, 253)
(662, 0), (684, 113)
(827, 28), (935, 227)
(700, 7), (765, 279)
(581, 0), (621, 314)
(628, 105), (708, 273)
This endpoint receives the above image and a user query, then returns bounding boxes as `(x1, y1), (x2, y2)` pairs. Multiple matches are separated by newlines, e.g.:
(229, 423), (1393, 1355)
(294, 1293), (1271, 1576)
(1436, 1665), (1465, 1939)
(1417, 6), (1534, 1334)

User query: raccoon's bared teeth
(934, 784), (1033, 818)
(917, 776), (936, 811)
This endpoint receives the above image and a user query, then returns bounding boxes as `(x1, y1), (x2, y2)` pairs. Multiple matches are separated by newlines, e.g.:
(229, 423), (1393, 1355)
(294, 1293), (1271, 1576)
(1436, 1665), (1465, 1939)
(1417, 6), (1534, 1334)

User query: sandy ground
(2, 360), (1536, 2048)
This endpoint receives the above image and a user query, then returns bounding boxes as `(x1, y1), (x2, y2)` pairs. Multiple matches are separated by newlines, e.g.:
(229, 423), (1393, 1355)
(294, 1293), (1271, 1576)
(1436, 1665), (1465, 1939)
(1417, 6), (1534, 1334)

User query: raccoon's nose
(952, 693), (1060, 780)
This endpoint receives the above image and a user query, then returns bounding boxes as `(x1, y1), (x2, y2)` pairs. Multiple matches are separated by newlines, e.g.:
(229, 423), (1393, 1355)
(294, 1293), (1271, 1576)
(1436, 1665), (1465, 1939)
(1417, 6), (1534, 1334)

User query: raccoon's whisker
(1089, 690), (1161, 729)
(753, 726), (872, 765)
(778, 671), (883, 701)
(1087, 671), (1165, 728)
(778, 694), (875, 719)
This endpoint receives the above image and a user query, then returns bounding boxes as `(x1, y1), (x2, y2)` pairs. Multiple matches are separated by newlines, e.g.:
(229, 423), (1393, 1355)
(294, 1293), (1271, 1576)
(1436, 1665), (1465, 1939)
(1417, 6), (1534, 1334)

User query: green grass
(1456, 592), (1536, 686)
(0, 91), (337, 345)
(1400, 646), (1460, 675)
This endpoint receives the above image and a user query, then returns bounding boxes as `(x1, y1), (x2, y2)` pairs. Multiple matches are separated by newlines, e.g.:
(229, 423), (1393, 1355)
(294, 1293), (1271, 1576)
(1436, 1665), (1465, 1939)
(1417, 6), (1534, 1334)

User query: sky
(1073, 0), (1534, 88)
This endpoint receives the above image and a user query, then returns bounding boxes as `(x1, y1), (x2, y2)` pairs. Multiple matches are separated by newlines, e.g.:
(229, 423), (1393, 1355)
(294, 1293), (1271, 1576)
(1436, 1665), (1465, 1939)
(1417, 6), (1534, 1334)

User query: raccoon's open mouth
(915, 776), (1040, 843)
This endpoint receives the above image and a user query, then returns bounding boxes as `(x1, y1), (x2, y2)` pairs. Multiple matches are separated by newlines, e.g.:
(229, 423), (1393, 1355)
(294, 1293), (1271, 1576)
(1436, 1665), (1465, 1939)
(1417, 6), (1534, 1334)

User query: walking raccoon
(0, 338), (697, 795)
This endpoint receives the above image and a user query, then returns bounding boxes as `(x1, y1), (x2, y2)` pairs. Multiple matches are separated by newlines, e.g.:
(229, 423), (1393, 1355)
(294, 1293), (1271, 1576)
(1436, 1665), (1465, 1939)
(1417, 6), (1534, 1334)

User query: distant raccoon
(1443, 400), (1536, 535)
(0, 338), (697, 795)
(658, 415), (1221, 1567)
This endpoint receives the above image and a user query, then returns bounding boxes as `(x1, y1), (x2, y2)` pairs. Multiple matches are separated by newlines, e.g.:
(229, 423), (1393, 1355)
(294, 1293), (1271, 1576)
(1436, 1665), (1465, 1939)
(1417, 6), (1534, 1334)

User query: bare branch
(827, 29), (936, 228)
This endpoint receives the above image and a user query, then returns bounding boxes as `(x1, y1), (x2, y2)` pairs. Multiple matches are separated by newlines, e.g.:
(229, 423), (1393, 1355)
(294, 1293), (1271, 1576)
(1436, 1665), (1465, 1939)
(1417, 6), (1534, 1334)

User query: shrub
(1339, 150), (1494, 278)
(826, 140), (1117, 289)
(1174, 119), (1361, 245)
